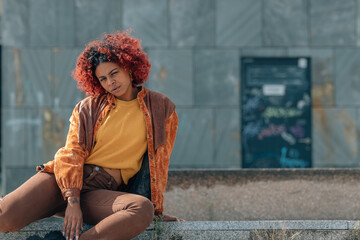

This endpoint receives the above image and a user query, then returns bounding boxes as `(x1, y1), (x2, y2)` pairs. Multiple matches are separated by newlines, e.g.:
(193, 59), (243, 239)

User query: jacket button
(145, 113), (148, 116)
(152, 178), (156, 181)
(149, 135), (152, 138)
(150, 156), (153, 159)
(112, 103), (115, 106)
(95, 167), (99, 171)
(99, 118), (102, 121)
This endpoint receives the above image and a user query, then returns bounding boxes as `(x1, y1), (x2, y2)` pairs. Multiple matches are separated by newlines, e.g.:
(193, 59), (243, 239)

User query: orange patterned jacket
(37, 86), (178, 215)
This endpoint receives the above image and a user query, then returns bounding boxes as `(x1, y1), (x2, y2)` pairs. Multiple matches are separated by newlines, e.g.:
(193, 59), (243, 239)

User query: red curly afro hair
(73, 30), (151, 96)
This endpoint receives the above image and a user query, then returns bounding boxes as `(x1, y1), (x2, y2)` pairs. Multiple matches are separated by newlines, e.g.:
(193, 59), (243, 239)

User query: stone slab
(216, 0), (261, 47)
(312, 108), (358, 167)
(170, 108), (214, 168)
(2, 229), (358, 240)
(335, 48), (360, 106)
(123, 0), (168, 47)
(169, 0), (215, 47)
(2, 107), (72, 169)
(2, 0), (29, 47)
(2, 108), (26, 167)
(357, 2), (360, 46)
(147, 49), (193, 106)
(147, 221), (349, 231)
(194, 50), (239, 106)
(2, 220), (360, 240)
(347, 221), (360, 230)
(2, 47), (52, 107)
(263, 0), (308, 46)
(53, 48), (84, 107)
(29, 0), (75, 47)
(241, 48), (287, 57)
(20, 217), (92, 232)
(135, 230), (250, 240)
(310, 0), (356, 46)
(75, 0), (122, 46)
(215, 108), (241, 168)
(4, 166), (37, 194)
(249, 230), (353, 240)
(28, 108), (73, 166)
(26, 108), (44, 167)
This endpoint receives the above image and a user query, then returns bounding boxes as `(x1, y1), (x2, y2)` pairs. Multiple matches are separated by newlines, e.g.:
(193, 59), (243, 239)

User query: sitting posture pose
(0, 30), (180, 240)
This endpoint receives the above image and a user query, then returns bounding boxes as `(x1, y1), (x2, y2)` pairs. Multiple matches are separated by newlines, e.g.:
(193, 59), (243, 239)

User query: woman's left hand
(63, 197), (83, 240)
(161, 214), (185, 222)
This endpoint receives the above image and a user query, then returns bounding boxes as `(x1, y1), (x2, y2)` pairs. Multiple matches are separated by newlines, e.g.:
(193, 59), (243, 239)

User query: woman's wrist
(67, 196), (80, 207)
(64, 188), (81, 200)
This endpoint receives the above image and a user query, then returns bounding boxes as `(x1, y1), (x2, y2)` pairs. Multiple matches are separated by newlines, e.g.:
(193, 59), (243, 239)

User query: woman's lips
(111, 86), (121, 93)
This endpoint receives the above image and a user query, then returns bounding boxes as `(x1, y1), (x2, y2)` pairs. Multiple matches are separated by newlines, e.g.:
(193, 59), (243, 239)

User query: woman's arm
(55, 106), (87, 240)
(54, 106), (87, 200)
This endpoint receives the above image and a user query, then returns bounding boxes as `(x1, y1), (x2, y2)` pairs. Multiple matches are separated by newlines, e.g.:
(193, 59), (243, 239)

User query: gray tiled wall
(29, 0), (75, 47)
(263, 0), (308, 46)
(310, 0), (357, 46)
(335, 48), (360, 106)
(194, 50), (239, 106)
(171, 108), (214, 168)
(169, 0), (215, 47)
(53, 48), (85, 107)
(216, 0), (262, 47)
(215, 108), (241, 168)
(2, 48), (53, 107)
(123, 0), (168, 47)
(312, 108), (359, 167)
(2, 0), (29, 47)
(2, 0), (360, 193)
(147, 49), (193, 106)
(75, 0), (122, 46)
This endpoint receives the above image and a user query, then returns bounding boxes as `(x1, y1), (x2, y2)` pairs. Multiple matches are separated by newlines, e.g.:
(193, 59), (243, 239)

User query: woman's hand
(162, 214), (185, 222)
(63, 197), (83, 240)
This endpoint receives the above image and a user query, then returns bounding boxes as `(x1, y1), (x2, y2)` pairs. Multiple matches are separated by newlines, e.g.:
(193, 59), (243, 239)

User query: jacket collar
(106, 86), (148, 106)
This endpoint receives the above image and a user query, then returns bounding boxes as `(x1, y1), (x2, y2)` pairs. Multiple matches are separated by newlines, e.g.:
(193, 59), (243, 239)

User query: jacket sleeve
(155, 110), (179, 215)
(165, 110), (178, 156)
(54, 106), (88, 200)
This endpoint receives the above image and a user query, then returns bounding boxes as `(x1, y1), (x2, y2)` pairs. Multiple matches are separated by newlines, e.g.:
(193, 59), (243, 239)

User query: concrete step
(1, 219), (360, 240)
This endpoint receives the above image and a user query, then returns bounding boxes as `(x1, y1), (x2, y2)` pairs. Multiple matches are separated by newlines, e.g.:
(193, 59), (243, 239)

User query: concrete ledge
(164, 169), (360, 220)
(2, 219), (360, 240)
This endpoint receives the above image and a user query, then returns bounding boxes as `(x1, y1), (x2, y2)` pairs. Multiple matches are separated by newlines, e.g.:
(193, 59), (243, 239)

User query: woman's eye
(111, 71), (119, 76)
(100, 78), (106, 82)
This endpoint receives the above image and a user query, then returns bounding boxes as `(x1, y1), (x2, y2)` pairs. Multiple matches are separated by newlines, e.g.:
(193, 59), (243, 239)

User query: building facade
(1, 0), (360, 193)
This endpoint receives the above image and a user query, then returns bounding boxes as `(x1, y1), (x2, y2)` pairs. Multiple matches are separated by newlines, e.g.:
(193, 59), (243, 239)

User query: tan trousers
(0, 165), (154, 240)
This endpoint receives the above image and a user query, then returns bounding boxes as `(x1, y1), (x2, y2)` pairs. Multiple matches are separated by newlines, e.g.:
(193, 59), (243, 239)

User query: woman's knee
(130, 195), (154, 225)
(119, 195), (154, 233)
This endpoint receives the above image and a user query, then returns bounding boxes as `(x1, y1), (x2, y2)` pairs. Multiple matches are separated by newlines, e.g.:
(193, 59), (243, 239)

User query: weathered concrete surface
(2, 220), (360, 240)
(164, 169), (360, 221)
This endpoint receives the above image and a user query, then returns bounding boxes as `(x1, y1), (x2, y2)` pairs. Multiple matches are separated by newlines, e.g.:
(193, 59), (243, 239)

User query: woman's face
(95, 62), (136, 100)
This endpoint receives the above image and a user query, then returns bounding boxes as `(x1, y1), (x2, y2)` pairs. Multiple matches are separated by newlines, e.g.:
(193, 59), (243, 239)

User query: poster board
(241, 57), (312, 168)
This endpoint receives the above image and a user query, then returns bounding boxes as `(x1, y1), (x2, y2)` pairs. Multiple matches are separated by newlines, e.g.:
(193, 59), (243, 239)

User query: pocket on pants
(82, 165), (118, 193)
